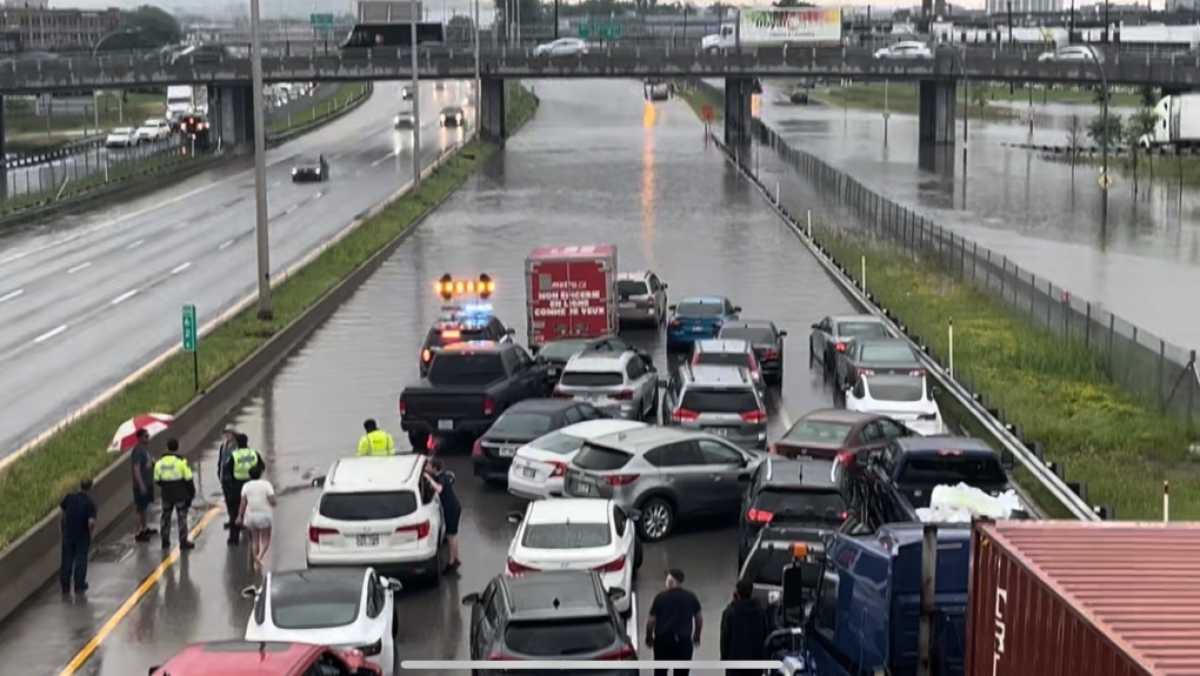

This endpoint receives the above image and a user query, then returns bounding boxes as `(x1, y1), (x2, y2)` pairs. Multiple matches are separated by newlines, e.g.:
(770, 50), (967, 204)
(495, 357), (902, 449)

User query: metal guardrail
(5, 137), (102, 169)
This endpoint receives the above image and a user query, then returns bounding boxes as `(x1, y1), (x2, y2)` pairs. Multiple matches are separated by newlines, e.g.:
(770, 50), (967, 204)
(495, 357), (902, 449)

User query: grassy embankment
(267, 82), (371, 136)
(0, 83), (539, 551)
(3, 92), (165, 153)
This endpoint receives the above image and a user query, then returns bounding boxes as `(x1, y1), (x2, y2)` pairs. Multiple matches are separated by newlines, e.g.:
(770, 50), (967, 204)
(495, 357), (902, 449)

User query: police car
(419, 303), (514, 377)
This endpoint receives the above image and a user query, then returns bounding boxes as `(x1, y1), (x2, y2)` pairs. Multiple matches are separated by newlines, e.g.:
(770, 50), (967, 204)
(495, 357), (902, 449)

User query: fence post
(1062, 289), (1069, 338)
(1046, 280), (1052, 329)
(1000, 257), (1006, 298)
(1085, 302), (1091, 348)
(1108, 314), (1116, 374)
(1158, 340), (1166, 411)
(1188, 350), (1196, 434)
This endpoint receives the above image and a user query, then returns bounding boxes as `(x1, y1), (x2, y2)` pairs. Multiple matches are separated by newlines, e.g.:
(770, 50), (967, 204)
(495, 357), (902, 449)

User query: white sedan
(845, 373), (945, 436)
(506, 498), (640, 615)
(105, 127), (137, 148)
(873, 41), (933, 60)
(507, 419), (647, 500)
(1037, 45), (1097, 63)
(533, 37), (589, 57)
(134, 118), (172, 142)
(243, 567), (401, 675)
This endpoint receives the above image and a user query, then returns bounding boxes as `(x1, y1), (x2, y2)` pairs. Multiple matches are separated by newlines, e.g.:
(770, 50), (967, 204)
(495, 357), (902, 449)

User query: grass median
(267, 82), (371, 137)
(0, 84), (538, 551)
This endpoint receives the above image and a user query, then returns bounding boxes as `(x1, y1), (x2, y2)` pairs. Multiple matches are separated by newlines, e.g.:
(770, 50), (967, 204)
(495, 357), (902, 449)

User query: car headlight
(291, 168), (297, 175)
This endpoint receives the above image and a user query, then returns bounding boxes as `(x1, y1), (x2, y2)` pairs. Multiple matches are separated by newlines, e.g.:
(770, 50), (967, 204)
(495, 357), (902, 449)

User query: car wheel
(408, 430), (429, 452)
(637, 497), (674, 542)
(646, 389), (658, 422)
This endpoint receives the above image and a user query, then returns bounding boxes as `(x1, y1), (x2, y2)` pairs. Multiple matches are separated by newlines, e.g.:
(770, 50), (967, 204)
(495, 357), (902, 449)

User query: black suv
(737, 456), (847, 565)
(461, 571), (636, 671)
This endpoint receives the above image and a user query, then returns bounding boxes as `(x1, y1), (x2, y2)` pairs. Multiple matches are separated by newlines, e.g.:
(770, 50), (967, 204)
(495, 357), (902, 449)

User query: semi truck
(166, 85), (207, 121)
(1140, 93), (1200, 149)
(525, 244), (618, 351)
(701, 7), (842, 51)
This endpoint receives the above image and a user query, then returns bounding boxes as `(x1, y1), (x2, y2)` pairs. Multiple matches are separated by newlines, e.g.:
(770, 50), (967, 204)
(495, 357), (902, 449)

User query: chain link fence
(2, 136), (188, 207)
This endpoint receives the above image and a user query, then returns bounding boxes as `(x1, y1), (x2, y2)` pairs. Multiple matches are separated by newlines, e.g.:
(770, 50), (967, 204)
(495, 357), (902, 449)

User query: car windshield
(441, 107), (462, 115)
(869, 379), (924, 402)
(836, 322), (888, 339)
(522, 523), (611, 549)
(561, 371), (624, 387)
(427, 353), (506, 385)
(490, 412), (554, 438)
(694, 353), (751, 368)
(573, 443), (632, 470)
(112, 128), (133, 134)
(319, 491), (417, 520)
(270, 575), (361, 629)
(720, 327), (773, 343)
(539, 340), (591, 362)
(783, 420), (852, 445)
(677, 302), (724, 317)
(618, 280), (648, 296)
(529, 430), (587, 455)
(859, 343), (916, 363)
(504, 618), (617, 656)
(681, 388), (757, 413)
(753, 488), (847, 523)
(898, 455), (1007, 486)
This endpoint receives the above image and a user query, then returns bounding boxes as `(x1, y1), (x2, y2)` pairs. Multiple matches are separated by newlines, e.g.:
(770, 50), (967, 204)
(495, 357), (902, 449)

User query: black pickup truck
(399, 342), (555, 450)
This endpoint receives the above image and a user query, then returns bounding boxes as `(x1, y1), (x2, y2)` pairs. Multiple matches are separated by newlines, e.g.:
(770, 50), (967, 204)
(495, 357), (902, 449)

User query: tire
(645, 389), (658, 422)
(408, 430), (429, 451)
(637, 496), (675, 542)
(808, 342), (815, 368)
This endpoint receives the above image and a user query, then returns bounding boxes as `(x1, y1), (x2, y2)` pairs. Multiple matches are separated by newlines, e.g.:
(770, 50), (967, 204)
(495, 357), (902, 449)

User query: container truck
(701, 7), (842, 51)
(525, 244), (618, 350)
(166, 85), (206, 121)
(1140, 93), (1200, 149)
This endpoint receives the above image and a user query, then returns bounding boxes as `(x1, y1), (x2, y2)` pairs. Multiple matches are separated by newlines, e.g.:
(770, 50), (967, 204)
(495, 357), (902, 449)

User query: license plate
(438, 419), (454, 431)
(356, 534), (380, 547)
(548, 368), (559, 377)
(523, 467), (536, 479)
(711, 428), (729, 436)
(498, 446), (516, 457)
(571, 479), (594, 495)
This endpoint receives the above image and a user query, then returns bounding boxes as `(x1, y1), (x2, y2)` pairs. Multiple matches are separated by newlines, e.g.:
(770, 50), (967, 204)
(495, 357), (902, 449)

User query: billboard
(740, 8), (842, 44)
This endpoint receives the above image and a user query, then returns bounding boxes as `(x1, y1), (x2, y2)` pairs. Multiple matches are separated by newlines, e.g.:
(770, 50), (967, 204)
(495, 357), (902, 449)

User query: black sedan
(291, 155), (329, 182)
(719, 319), (787, 384)
(834, 337), (924, 391)
(472, 398), (605, 483)
(439, 106), (466, 127)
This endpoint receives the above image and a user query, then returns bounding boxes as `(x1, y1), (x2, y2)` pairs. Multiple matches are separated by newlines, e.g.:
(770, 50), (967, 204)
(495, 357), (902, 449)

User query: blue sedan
(667, 296), (741, 351)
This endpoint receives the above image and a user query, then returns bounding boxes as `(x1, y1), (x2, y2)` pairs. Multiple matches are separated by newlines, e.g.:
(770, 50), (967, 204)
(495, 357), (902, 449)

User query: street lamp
(474, 0), (481, 132)
(249, 0), (272, 319)
(90, 28), (141, 140)
(1085, 44), (1109, 192)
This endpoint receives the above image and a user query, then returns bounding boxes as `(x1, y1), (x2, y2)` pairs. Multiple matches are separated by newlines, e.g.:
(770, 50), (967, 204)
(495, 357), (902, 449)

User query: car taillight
(421, 348), (432, 363)
(835, 341), (848, 352)
(835, 450), (855, 469)
(747, 508), (774, 524)
(763, 348), (779, 360)
(604, 474), (639, 486)
(672, 408), (699, 422)
(768, 443), (778, 454)
(548, 461), (568, 477)
(472, 438), (483, 457)
(597, 644), (638, 660)
(507, 558), (539, 575)
(398, 399), (407, 416)
(691, 353), (701, 365)
(483, 396), (495, 416)
(670, 319), (681, 328)
(856, 367), (875, 377)
(610, 389), (634, 400)
(741, 409), (767, 424)
(397, 520), (432, 539)
(308, 526), (338, 543)
(593, 555), (626, 573)
(909, 368), (926, 377)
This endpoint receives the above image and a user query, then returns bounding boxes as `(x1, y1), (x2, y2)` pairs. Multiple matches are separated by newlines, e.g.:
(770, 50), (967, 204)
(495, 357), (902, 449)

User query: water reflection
(641, 107), (657, 263)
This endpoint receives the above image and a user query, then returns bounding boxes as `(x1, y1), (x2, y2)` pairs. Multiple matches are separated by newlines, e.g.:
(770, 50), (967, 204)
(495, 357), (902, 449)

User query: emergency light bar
(434, 273), (495, 300)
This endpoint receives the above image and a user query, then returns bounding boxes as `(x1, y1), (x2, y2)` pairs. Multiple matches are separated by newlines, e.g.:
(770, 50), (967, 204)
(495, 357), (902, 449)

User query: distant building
(986, 0), (1063, 14)
(1166, 0), (1198, 11)
(0, 6), (121, 51)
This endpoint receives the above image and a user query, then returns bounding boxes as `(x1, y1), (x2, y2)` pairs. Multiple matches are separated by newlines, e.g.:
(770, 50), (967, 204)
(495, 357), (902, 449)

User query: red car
(149, 641), (382, 676)
(772, 409), (912, 462)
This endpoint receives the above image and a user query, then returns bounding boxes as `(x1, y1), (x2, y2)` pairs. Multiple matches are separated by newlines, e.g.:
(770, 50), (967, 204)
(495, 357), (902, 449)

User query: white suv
(554, 350), (657, 421)
(306, 455), (445, 584)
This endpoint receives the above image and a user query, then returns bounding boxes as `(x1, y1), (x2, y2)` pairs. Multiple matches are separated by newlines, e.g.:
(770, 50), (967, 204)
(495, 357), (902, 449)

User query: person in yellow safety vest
(153, 438), (196, 551)
(228, 433), (264, 546)
(357, 419), (396, 456)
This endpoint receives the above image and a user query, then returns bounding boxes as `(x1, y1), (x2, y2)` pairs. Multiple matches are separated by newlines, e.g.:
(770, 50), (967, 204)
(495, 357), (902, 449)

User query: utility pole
(1069, 0), (1076, 43)
(554, 0), (559, 39)
(250, 0), (272, 320)
(411, 5), (421, 187)
(1006, 0), (1013, 48)
(474, 0), (481, 131)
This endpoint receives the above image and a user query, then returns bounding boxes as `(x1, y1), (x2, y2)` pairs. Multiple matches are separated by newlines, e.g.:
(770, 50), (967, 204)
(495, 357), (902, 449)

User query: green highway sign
(310, 13), (334, 28)
(578, 23), (621, 40)
(182, 304), (197, 353)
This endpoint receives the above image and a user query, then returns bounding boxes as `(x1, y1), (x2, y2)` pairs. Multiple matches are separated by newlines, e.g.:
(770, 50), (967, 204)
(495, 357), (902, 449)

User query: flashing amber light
(435, 273), (495, 300)
(791, 542), (809, 559)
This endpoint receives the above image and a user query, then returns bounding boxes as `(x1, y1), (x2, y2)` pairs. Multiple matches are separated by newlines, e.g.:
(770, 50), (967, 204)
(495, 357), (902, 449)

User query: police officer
(153, 439), (196, 551)
(217, 428), (239, 532)
(357, 419), (396, 456)
(228, 433), (264, 545)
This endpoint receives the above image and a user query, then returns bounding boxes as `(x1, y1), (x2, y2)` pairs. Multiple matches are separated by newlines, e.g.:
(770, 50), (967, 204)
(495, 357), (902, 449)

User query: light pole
(91, 27), (140, 136)
(474, 0), (481, 132)
(249, 0), (272, 319)
(411, 7), (421, 187)
(1086, 44), (1110, 192)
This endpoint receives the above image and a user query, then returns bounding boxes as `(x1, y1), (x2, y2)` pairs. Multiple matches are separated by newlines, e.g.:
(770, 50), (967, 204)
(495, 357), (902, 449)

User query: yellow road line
(58, 506), (222, 676)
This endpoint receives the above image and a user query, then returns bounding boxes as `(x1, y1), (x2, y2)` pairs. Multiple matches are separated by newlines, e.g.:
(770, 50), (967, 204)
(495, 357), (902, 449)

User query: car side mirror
(778, 330), (788, 337)
(311, 475), (326, 488)
(733, 306), (743, 313)
(240, 585), (259, 599)
(507, 328), (517, 335)
(661, 283), (669, 289)
(506, 511), (524, 525)
(461, 592), (481, 606)
(930, 385), (942, 397)
(668, 304), (677, 311)
(657, 376), (670, 388)
(607, 587), (627, 603)
(627, 508), (642, 523)
(384, 577), (404, 592)
(810, 323), (821, 330)
(148, 667), (160, 676)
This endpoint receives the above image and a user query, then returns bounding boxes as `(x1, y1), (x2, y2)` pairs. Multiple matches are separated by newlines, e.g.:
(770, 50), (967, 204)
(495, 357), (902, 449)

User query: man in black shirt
(720, 579), (769, 676)
(646, 568), (703, 676)
(130, 429), (156, 542)
(60, 479), (97, 594)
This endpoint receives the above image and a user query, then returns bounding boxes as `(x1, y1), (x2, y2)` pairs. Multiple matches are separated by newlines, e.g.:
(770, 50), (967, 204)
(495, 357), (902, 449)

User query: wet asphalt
(0, 78), (862, 674)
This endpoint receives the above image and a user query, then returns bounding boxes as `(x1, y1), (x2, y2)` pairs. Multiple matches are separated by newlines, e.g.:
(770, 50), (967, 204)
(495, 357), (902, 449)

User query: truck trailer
(1140, 94), (1200, 149)
(701, 7), (843, 50)
(525, 244), (618, 350)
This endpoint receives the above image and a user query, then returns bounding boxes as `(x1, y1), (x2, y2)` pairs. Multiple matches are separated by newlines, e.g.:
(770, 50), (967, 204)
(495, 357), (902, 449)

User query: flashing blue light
(460, 302), (494, 317)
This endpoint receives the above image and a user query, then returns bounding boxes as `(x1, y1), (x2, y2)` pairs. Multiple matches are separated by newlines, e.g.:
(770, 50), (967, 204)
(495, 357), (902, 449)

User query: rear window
(530, 430), (587, 455)
(782, 421), (852, 445)
(522, 523), (611, 549)
(271, 580), (360, 629)
(618, 280), (649, 296)
(681, 389), (758, 413)
(859, 343), (916, 363)
(720, 327), (773, 343)
(753, 488), (847, 523)
(427, 353), (506, 385)
(897, 455), (1007, 486)
(869, 380), (924, 402)
(573, 443), (632, 470)
(677, 302), (723, 317)
(504, 618), (617, 656)
(491, 413), (554, 438)
(837, 322), (888, 339)
(561, 371), (624, 387)
(319, 491), (417, 520)
(695, 353), (751, 368)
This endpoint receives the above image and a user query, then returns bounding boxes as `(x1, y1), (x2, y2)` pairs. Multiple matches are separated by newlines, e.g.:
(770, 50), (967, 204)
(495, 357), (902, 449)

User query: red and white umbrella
(108, 413), (175, 453)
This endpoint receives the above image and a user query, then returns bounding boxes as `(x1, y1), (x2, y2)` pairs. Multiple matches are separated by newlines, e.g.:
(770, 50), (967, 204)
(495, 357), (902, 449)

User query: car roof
(565, 351), (633, 370)
(695, 338), (751, 353)
(721, 319), (775, 330)
(679, 296), (726, 305)
(505, 398), (583, 414)
(557, 419), (647, 439)
(502, 571), (608, 619)
(760, 457), (837, 490)
(616, 271), (651, 281)
(685, 364), (754, 387)
(798, 408), (878, 424)
(156, 641), (326, 675)
(894, 435), (996, 456)
(590, 425), (701, 453)
(326, 455), (423, 492)
(830, 314), (883, 324)
(527, 497), (611, 525)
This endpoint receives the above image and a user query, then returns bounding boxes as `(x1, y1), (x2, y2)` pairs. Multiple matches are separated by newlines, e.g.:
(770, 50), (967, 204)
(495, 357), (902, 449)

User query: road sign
(578, 23), (621, 40)
(310, 13), (334, 28)
(182, 304), (197, 353)
(1098, 173), (1113, 189)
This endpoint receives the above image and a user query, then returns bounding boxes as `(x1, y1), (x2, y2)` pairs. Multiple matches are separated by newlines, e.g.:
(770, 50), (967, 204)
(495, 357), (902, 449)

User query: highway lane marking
(0, 289), (23, 304)
(370, 153), (394, 167)
(283, 205), (297, 216)
(66, 261), (92, 274)
(58, 507), (222, 676)
(33, 324), (68, 344)
(110, 289), (139, 305)
(218, 238), (235, 251)
(170, 261), (192, 275)
(125, 238), (145, 250)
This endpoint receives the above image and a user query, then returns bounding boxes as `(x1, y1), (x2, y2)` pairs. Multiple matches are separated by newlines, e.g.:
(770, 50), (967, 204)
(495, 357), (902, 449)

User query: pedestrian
(422, 459), (461, 573)
(237, 464), (276, 570)
(217, 428), (239, 532)
(646, 568), (703, 676)
(357, 418), (396, 456)
(720, 579), (770, 676)
(130, 428), (156, 542)
(153, 438), (196, 551)
(228, 433), (264, 546)
(60, 478), (97, 595)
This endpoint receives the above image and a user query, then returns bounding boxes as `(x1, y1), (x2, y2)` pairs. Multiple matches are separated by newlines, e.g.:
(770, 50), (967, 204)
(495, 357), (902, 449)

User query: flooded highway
(758, 81), (1200, 349)
(0, 78), (861, 674)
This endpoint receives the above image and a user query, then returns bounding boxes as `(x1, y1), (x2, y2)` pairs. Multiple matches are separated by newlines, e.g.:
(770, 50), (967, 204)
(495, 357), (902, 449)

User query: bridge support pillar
(0, 94), (6, 199)
(724, 77), (754, 149)
(918, 80), (956, 147)
(209, 83), (256, 152)
(481, 78), (507, 144)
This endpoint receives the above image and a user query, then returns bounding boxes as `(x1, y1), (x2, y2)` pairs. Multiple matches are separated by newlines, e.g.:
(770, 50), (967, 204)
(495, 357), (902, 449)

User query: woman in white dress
(237, 464), (276, 568)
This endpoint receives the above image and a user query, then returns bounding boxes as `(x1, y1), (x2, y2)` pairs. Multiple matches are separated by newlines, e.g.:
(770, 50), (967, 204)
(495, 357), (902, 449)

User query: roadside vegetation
(266, 82), (372, 136)
(807, 81), (1141, 119)
(0, 85), (539, 551)
(3, 92), (166, 153)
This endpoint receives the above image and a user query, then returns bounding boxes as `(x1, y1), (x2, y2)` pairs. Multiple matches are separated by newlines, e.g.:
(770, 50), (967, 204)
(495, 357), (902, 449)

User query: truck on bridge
(701, 7), (843, 51)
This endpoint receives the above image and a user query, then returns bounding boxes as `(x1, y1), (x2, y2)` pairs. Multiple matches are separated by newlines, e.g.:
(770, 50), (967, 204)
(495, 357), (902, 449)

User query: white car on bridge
(873, 41), (933, 60)
(1038, 45), (1099, 63)
(533, 37), (589, 57)
(135, 118), (172, 142)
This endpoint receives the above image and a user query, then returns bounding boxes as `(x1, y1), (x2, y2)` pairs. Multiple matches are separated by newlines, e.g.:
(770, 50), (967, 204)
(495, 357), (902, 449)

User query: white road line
(218, 239), (235, 251)
(0, 289), (24, 304)
(110, 289), (139, 305)
(283, 205), (297, 216)
(125, 239), (145, 250)
(170, 261), (192, 275)
(33, 324), (68, 344)
(66, 261), (92, 274)
(370, 153), (393, 167)
(314, 190), (326, 199)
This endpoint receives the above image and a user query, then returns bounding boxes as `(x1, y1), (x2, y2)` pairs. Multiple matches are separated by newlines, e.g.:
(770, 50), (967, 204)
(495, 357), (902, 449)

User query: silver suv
(662, 363), (768, 450)
(554, 349), (657, 421)
(616, 270), (668, 327)
(564, 426), (764, 541)
(691, 338), (765, 395)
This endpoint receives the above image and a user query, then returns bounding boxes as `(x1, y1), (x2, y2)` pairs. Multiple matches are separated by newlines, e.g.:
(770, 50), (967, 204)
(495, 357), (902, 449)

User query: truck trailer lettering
(992, 586), (1008, 676)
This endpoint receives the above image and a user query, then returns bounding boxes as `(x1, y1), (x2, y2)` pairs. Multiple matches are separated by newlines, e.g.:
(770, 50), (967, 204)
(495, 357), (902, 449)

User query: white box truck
(1140, 94), (1200, 148)
(702, 7), (842, 50)
(166, 85), (207, 120)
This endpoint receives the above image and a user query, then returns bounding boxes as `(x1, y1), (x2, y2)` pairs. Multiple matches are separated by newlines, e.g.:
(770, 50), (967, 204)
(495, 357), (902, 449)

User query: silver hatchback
(662, 363), (768, 450)
(554, 350), (658, 421)
(564, 426), (764, 541)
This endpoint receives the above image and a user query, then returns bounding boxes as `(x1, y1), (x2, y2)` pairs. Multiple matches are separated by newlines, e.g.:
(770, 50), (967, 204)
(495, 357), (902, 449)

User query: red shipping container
(525, 244), (617, 348)
(966, 520), (1200, 676)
